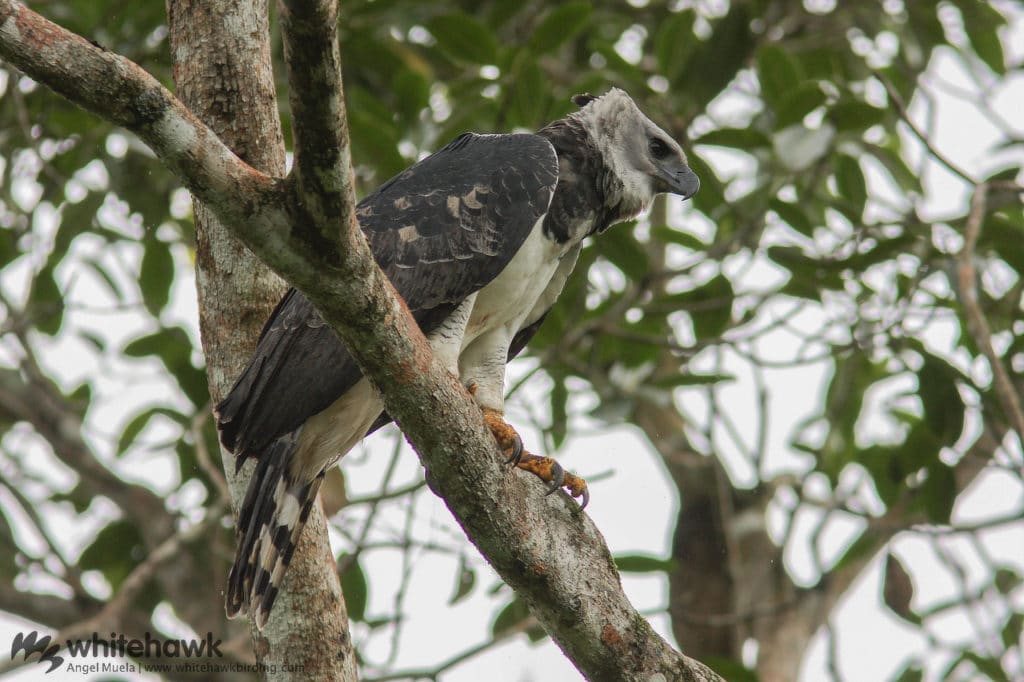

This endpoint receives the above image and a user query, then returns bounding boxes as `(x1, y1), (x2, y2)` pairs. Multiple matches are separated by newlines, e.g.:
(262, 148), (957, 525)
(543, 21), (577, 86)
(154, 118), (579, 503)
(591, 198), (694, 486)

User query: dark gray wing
(217, 133), (558, 457)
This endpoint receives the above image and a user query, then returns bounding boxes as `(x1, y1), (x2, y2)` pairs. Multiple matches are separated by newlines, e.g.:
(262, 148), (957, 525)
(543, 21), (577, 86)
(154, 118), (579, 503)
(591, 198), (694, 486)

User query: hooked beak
(655, 161), (700, 200)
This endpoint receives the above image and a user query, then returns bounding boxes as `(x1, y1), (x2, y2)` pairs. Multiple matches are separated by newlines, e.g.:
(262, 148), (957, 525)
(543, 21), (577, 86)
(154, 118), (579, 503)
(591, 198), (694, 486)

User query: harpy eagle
(218, 88), (700, 628)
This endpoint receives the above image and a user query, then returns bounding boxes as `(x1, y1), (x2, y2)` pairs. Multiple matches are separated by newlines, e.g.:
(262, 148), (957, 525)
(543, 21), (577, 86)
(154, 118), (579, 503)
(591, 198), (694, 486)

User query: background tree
(0, 1), (1022, 681)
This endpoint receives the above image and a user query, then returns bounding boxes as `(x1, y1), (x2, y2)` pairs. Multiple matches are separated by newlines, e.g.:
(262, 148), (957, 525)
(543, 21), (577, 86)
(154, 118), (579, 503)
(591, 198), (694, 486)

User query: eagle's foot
(480, 408), (589, 511)
(482, 408), (523, 464)
(515, 452), (590, 512)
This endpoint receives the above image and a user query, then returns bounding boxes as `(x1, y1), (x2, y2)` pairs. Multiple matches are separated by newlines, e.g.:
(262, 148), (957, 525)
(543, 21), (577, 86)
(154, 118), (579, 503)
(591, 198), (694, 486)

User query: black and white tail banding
(225, 431), (324, 630)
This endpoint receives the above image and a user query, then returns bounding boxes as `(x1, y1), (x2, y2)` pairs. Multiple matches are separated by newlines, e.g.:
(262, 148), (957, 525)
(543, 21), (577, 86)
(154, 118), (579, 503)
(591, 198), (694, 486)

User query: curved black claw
(504, 433), (524, 466)
(576, 487), (590, 513)
(543, 460), (565, 495)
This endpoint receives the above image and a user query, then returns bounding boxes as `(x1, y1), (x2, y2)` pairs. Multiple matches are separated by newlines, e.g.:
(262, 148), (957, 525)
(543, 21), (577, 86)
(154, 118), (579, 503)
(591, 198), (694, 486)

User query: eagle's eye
(648, 137), (671, 160)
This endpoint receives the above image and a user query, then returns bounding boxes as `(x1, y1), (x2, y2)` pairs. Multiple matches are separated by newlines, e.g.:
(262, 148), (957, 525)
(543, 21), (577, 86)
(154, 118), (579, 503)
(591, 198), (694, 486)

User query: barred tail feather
(225, 432), (324, 630)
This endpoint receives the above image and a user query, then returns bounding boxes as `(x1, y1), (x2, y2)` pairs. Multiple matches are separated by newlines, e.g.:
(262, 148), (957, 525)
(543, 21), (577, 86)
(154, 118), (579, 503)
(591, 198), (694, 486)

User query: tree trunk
(164, 0), (357, 678)
(633, 400), (808, 681)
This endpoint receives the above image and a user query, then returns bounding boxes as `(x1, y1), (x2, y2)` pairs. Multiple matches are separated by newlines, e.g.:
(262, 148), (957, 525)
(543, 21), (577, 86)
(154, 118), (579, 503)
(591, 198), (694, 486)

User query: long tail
(225, 432), (325, 630)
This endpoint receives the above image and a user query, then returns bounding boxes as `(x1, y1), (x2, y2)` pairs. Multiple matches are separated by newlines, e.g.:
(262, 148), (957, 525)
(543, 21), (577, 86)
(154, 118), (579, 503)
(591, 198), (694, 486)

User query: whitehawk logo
(10, 631), (64, 673)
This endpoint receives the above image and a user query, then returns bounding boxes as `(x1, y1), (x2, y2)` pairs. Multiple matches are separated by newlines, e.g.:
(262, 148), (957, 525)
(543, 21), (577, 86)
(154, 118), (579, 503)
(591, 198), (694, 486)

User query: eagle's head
(571, 89), (699, 216)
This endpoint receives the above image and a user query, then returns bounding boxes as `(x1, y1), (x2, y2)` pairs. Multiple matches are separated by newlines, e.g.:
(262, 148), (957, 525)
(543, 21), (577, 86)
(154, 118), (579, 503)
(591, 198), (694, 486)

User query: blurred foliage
(1, 0), (1022, 680)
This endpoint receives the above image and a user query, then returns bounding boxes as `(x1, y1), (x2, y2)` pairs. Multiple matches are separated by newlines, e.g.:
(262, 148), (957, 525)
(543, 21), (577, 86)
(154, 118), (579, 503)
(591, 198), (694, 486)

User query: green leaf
(60, 192), (105, 238)
(117, 407), (187, 456)
(139, 235), (174, 316)
(907, 1), (946, 58)
(510, 59), (547, 128)
(651, 224), (707, 251)
(79, 520), (144, 589)
(492, 597), (530, 637)
(687, 153), (725, 216)
(1001, 612), (1023, 650)
(957, 1), (1006, 74)
(391, 69), (431, 127)
(919, 462), (956, 524)
(124, 327), (208, 407)
(834, 154), (867, 212)
(348, 105), (405, 181)
(980, 213), (1024, 274)
(695, 127), (771, 150)
(898, 418), (941, 474)
(776, 83), (826, 129)
(525, 623), (547, 643)
(529, 2), (591, 54)
(793, 45), (848, 82)
(654, 10), (697, 81)
(675, 274), (734, 339)
(770, 249), (823, 301)
(757, 45), (802, 111)
(67, 381), (92, 409)
(448, 555), (476, 606)
(828, 100), (887, 132)
(958, 651), (1011, 682)
(770, 198), (815, 236)
(594, 223), (648, 282)
(683, 5), (754, 110)
(859, 444), (904, 506)
(866, 143), (923, 194)
(615, 553), (676, 573)
(339, 554), (368, 622)
(883, 552), (919, 625)
(916, 353), (965, 444)
(986, 165), (1023, 185)
(0, 229), (17, 268)
(51, 483), (94, 514)
(820, 350), (880, 481)
(890, 660), (924, 682)
(994, 567), (1023, 595)
(31, 265), (64, 336)
(427, 13), (499, 64)
(124, 331), (166, 358)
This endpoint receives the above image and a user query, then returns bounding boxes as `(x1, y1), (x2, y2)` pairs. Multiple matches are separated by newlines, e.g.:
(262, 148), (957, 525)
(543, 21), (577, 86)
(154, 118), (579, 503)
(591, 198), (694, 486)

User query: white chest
(464, 220), (567, 343)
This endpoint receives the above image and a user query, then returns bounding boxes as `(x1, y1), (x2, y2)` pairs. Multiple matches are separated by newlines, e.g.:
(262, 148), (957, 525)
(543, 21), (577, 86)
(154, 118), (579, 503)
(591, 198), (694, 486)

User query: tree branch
(56, 503), (227, 643)
(278, 0), (355, 248)
(0, 366), (167, 525)
(875, 70), (977, 186)
(956, 183), (1024, 455)
(0, 2), (720, 678)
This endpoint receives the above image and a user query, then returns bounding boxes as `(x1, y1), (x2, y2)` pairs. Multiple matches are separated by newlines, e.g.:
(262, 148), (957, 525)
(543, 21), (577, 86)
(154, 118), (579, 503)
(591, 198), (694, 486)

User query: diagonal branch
(956, 183), (1024, 456)
(0, 366), (167, 524)
(0, 0), (299, 265)
(875, 70), (977, 186)
(56, 503), (227, 644)
(0, 2), (721, 679)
